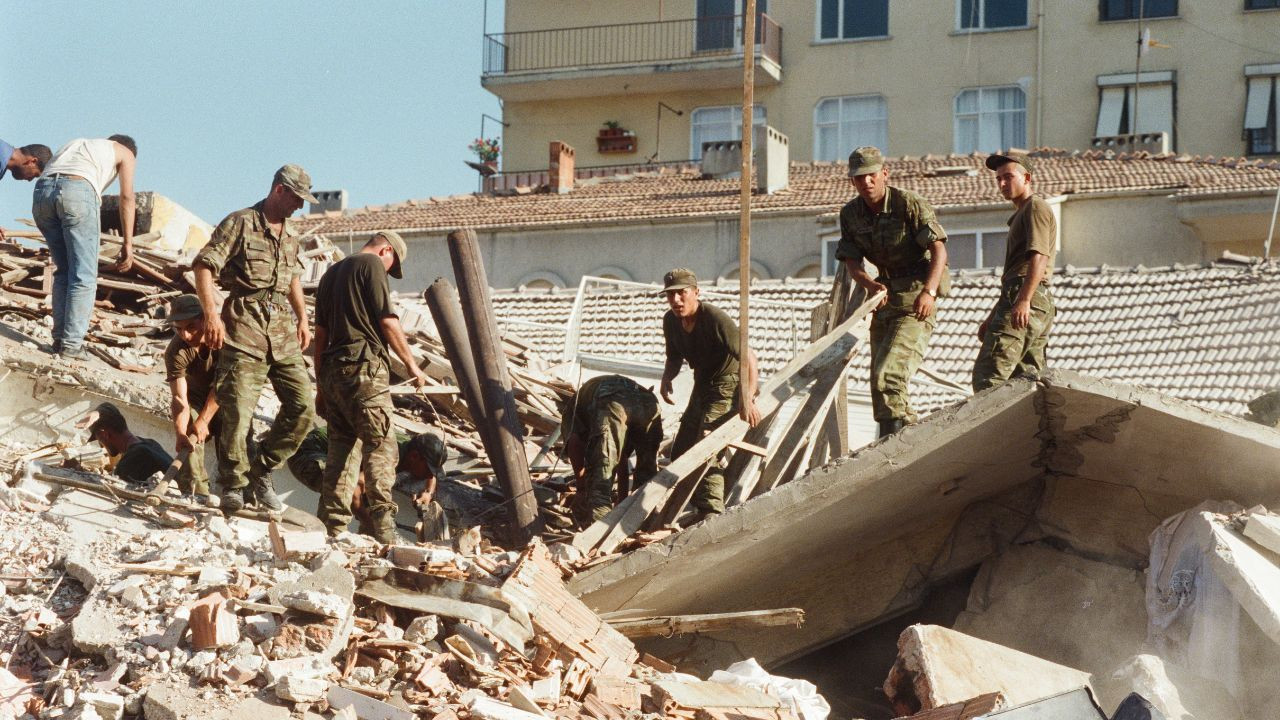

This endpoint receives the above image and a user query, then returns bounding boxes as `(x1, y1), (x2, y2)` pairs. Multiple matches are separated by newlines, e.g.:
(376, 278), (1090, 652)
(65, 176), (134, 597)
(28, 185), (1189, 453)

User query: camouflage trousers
(317, 360), (397, 542)
(287, 432), (359, 495)
(972, 279), (1055, 392)
(176, 412), (220, 496)
(581, 384), (662, 521)
(672, 375), (738, 515)
(869, 280), (936, 423)
(214, 345), (314, 491)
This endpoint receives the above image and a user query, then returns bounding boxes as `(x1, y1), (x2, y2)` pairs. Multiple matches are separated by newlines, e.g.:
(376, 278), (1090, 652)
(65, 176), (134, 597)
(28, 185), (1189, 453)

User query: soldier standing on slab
(973, 152), (1057, 391)
(836, 146), (949, 438)
(194, 164), (318, 514)
(660, 268), (761, 522)
(313, 231), (428, 542)
(557, 374), (663, 523)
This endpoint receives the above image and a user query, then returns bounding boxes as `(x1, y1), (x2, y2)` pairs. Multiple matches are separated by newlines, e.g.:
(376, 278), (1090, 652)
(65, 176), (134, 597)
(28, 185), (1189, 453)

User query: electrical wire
(1180, 16), (1280, 57)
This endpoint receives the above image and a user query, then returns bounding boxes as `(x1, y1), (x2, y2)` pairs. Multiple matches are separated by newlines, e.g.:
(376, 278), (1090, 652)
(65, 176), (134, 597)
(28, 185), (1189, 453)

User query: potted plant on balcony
(469, 137), (501, 169)
(597, 121), (636, 153)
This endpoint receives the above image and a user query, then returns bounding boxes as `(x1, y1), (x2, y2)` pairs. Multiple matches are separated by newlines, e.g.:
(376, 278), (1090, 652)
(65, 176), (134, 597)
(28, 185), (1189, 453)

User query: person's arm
(113, 143), (136, 272)
(313, 324), (329, 418)
(1012, 252), (1048, 329)
(659, 317), (682, 404)
(417, 473), (438, 507)
(913, 240), (947, 321)
(193, 266), (225, 349)
(381, 316), (429, 386)
(192, 386), (218, 443)
(739, 348), (762, 427)
(169, 377), (194, 453)
(289, 275), (310, 351)
(843, 259), (888, 308)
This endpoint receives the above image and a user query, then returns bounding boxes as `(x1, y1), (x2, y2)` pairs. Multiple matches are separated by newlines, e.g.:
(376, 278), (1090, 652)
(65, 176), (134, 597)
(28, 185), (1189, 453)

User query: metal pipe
(446, 228), (542, 545)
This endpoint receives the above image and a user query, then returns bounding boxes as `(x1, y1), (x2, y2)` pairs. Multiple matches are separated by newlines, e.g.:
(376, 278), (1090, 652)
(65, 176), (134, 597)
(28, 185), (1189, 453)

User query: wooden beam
(750, 355), (852, 498)
(571, 290), (883, 555)
(607, 608), (804, 639)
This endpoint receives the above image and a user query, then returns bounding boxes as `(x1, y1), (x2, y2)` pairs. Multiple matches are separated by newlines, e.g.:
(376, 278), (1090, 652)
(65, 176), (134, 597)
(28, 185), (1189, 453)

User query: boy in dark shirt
(87, 402), (172, 485)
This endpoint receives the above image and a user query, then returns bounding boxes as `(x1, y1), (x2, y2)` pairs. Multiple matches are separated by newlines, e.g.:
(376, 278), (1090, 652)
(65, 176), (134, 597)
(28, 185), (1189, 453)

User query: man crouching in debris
(288, 427), (447, 538)
(837, 146), (949, 438)
(194, 165), (318, 515)
(85, 402), (173, 485)
(973, 152), (1057, 391)
(163, 294), (229, 507)
(313, 230), (429, 543)
(660, 268), (760, 523)
(558, 374), (663, 524)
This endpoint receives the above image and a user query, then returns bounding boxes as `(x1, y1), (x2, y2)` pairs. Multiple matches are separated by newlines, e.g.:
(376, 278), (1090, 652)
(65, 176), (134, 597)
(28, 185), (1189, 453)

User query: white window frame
(690, 104), (766, 160)
(1094, 71), (1175, 143)
(953, 85), (1027, 154)
(1245, 64), (1280, 155)
(813, 95), (889, 162)
(814, 0), (891, 41)
(956, 0), (1029, 31)
(821, 235), (842, 278)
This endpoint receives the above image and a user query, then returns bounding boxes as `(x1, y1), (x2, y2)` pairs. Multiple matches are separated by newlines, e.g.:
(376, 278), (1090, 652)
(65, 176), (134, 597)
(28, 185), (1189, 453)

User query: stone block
(274, 676), (328, 703)
(71, 597), (125, 656)
(404, 615), (439, 644)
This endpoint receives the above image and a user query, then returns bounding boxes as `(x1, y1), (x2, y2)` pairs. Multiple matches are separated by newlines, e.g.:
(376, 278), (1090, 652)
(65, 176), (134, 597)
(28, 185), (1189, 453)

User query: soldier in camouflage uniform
(973, 152), (1057, 391)
(836, 147), (950, 437)
(313, 231), (428, 542)
(557, 374), (663, 523)
(194, 165), (319, 514)
(660, 269), (761, 521)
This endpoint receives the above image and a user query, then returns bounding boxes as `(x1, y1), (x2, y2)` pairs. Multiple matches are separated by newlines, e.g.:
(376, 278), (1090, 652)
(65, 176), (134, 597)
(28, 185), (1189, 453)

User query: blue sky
(0, 1), (502, 228)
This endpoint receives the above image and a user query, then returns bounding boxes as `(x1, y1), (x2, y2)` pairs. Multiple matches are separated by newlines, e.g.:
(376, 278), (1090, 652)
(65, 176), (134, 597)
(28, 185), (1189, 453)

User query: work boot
(877, 419), (907, 438)
(219, 487), (245, 515)
(248, 474), (283, 513)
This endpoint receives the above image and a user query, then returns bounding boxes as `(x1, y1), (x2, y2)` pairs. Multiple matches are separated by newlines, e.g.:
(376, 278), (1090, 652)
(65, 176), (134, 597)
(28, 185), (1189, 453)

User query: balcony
(481, 14), (782, 102)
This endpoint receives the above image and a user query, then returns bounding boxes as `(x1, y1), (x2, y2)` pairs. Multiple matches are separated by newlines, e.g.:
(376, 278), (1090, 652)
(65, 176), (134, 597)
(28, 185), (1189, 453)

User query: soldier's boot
(219, 486), (245, 516)
(369, 509), (398, 545)
(247, 472), (283, 513)
(877, 419), (907, 438)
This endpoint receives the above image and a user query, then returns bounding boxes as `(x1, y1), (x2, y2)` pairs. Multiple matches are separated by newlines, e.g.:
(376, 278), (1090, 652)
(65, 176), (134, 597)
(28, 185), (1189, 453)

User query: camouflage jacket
(195, 201), (302, 359)
(835, 186), (947, 280)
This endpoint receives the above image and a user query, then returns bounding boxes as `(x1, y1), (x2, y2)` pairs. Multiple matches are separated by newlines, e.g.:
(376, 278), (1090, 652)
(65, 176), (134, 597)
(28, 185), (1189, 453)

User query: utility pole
(738, 0), (756, 411)
(1131, 0), (1145, 152)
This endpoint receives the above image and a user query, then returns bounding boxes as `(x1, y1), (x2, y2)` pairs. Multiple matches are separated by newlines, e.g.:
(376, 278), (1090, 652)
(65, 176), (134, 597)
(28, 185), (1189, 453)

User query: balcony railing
(483, 14), (781, 77)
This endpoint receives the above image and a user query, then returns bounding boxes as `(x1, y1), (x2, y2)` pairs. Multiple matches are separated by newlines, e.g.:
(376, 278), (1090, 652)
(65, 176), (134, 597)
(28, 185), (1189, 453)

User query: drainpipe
(1035, 0), (1045, 146)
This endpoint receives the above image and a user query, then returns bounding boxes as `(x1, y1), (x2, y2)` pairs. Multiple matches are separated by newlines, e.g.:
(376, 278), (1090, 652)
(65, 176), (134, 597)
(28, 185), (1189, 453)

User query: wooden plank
(608, 608), (803, 639)
(726, 439), (767, 457)
(750, 355), (852, 498)
(571, 290), (883, 555)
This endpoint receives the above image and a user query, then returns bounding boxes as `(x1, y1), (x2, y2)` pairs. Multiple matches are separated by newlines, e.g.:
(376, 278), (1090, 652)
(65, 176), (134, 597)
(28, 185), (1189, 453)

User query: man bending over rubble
(313, 230), (428, 542)
(557, 374), (662, 524)
(194, 165), (318, 515)
(163, 294), (225, 507)
(86, 402), (173, 485)
(288, 427), (446, 537)
(660, 268), (760, 523)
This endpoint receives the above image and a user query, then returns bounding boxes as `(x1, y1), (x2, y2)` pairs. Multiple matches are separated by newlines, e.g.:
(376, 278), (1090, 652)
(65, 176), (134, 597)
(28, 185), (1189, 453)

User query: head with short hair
(87, 402), (132, 454)
(402, 433), (447, 482)
(108, 134), (137, 157)
(986, 152), (1034, 202)
(662, 267), (701, 319)
(363, 230), (407, 279)
(9, 144), (51, 181)
(168, 294), (206, 346)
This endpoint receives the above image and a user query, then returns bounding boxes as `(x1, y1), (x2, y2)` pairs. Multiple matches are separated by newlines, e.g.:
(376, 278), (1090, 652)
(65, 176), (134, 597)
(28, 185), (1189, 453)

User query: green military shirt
(560, 375), (654, 438)
(835, 186), (947, 280)
(300, 426), (413, 470)
(663, 301), (740, 387)
(194, 201), (302, 360)
(163, 337), (219, 408)
(1002, 195), (1056, 285)
(314, 253), (393, 367)
(114, 438), (173, 485)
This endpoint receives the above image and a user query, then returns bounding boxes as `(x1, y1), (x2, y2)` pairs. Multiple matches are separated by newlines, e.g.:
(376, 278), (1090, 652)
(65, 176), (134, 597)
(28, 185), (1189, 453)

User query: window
(822, 237), (842, 277)
(1249, 0), (1280, 8)
(1245, 66), (1280, 154)
(691, 105), (766, 159)
(1094, 72), (1175, 143)
(1099, 0), (1177, 21)
(815, 96), (888, 162)
(819, 0), (889, 40)
(958, 0), (1028, 30)
(954, 87), (1026, 154)
(947, 231), (1009, 270)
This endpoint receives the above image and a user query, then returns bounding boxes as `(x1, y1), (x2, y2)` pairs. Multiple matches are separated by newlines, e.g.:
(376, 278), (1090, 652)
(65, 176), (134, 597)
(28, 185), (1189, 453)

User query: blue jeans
(32, 175), (100, 353)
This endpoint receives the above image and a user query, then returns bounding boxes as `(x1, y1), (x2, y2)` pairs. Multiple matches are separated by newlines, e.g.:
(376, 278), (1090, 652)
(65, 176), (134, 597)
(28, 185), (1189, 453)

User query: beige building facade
(483, 0), (1280, 171)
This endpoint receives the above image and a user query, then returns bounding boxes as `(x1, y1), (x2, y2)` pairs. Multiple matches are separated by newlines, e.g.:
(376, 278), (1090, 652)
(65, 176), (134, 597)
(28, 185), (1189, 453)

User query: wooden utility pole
(424, 278), (491, 441)
(738, 0), (756, 413)
(446, 228), (541, 545)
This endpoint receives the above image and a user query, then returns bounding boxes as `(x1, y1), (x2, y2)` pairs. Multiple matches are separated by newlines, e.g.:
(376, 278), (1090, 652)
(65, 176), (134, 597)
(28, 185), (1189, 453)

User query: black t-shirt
(114, 438), (173, 485)
(315, 253), (394, 366)
(663, 301), (741, 386)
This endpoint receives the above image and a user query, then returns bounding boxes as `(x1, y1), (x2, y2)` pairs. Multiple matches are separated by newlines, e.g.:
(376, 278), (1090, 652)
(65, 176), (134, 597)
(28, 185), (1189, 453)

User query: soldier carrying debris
(85, 402), (173, 485)
(287, 426), (447, 538)
(193, 164), (318, 515)
(312, 230), (429, 543)
(660, 268), (760, 522)
(557, 374), (663, 524)
(836, 146), (949, 438)
(973, 152), (1057, 391)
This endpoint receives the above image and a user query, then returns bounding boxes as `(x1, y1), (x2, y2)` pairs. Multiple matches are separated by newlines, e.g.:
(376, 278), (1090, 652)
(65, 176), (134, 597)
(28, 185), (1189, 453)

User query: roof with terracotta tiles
(478, 259), (1280, 417)
(299, 148), (1280, 235)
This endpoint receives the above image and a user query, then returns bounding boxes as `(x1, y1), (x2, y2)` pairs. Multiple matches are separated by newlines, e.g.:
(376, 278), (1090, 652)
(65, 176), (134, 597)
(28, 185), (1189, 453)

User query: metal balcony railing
(483, 14), (781, 76)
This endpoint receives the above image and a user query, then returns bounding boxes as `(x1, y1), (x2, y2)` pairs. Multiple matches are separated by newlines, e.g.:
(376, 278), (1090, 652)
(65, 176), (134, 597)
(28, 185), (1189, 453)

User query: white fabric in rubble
(708, 658), (830, 720)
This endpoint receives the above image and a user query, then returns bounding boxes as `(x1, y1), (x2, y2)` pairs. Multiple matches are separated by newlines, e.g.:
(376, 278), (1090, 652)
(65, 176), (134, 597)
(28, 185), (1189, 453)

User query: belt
(232, 288), (289, 304)
(877, 265), (929, 281)
(40, 173), (90, 183)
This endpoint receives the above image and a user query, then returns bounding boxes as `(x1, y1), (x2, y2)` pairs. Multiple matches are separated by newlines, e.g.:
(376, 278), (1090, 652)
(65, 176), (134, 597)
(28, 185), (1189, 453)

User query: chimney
(549, 141), (575, 194)
(310, 190), (348, 215)
(1090, 131), (1170, 154)
(754, 125), (789, 194)
(700, 140), (743, 178)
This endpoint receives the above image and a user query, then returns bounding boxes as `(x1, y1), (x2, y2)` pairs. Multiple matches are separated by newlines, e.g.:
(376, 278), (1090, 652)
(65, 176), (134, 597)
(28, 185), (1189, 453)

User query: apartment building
(481, 0), (1280, 171)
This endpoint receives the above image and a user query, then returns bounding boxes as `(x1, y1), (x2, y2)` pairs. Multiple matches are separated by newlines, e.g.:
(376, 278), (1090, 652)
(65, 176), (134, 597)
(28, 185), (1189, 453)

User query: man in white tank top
(32, 135), (138, 359)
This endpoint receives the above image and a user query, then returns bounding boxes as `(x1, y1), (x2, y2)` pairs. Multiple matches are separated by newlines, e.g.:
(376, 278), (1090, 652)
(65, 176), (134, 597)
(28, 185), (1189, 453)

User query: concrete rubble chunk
(263, 656), (331, 685)
(279, 589), (350, 619)
(404, 614), (440, 644)
(274, 675), (329, 703)
(884, 624), (1093, 711)
(1101, 654), (1242, 720)
(1242, 511), (1280, 556)
(64, 548), (105, 590)
(71, 596), (125, 656)
(327, 685), (414, 720)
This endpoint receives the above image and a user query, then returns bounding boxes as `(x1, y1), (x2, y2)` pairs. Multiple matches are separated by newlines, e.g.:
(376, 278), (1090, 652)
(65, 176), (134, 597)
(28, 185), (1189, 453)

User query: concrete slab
(570, 371), (1280, 672)
(47, 487), (154, 539)
(1208, 519), (1280, 646)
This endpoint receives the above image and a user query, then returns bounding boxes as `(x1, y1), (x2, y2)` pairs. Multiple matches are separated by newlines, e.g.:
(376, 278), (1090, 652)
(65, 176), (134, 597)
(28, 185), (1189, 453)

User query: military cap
(661, 267), (698, 294)
(273, 164), (320, 204)
(375, 230), (408, 279)
(847, 146), (884, 177)
(167, 294), (203, 323)
(985, 151), (1035, 174)
(87, 402), (128, 435)
(404, 433), (447, 480)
